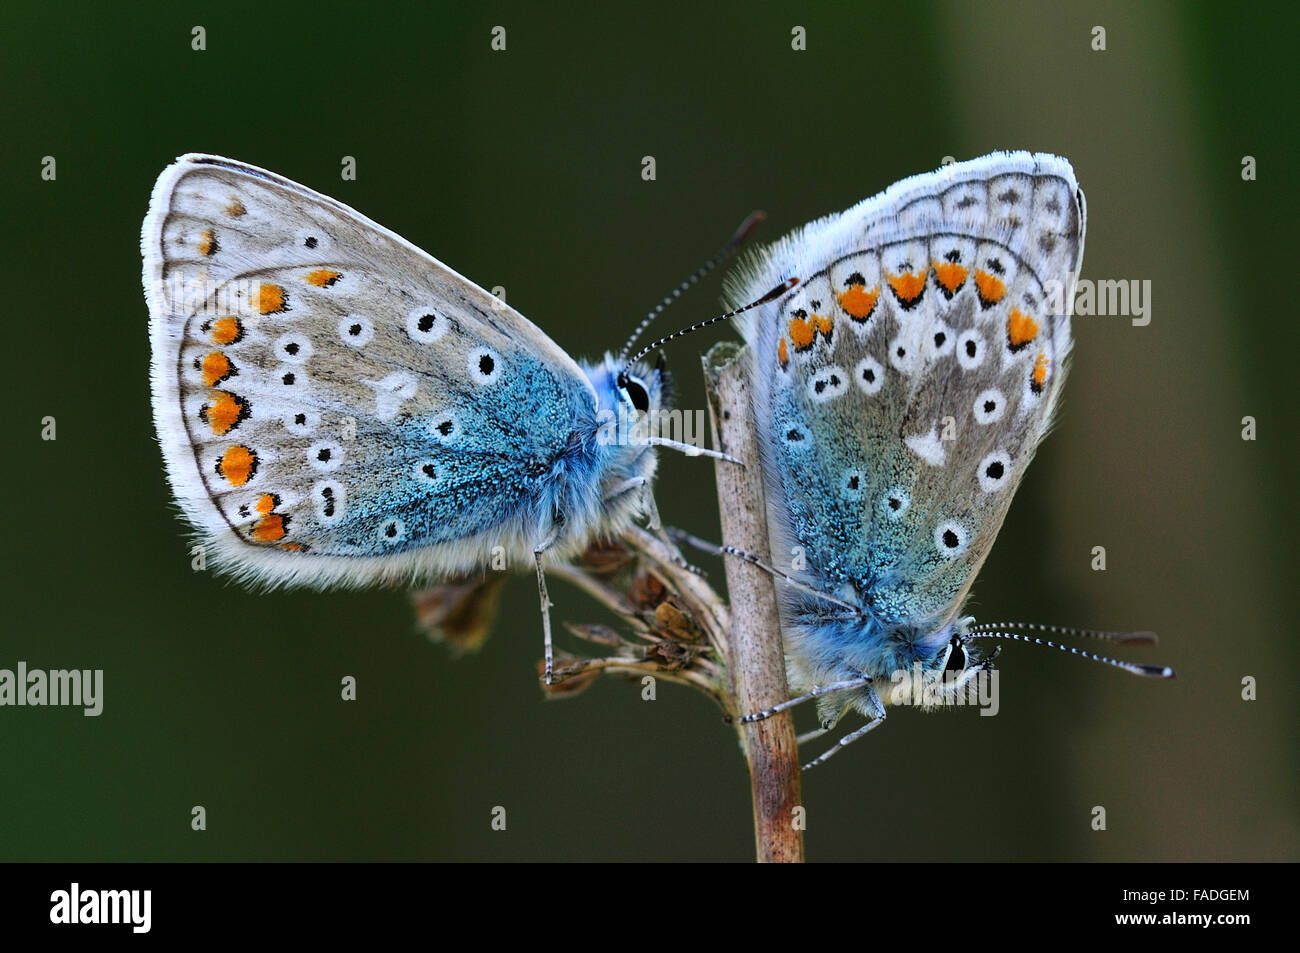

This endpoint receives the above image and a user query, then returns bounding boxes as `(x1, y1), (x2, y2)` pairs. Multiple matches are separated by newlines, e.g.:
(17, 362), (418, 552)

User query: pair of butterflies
(143, 152), (1170, 768)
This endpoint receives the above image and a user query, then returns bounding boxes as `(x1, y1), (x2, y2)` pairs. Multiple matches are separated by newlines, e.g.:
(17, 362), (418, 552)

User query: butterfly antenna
(968, 622), (1158, 645)
(963, 632), (1175, 678)
(615, 211), (767, 364)
(619, 277), (800, 385)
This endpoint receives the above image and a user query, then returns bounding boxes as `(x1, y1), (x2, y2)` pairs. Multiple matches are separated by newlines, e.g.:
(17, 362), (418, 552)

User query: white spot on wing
(467, 346), (502, 386)
(283, 410), (319, 436)
(378, 518), (406, 544)
(307, 440), (343, 472)
(274, 332), (313, 363)
(904, 425), (946, 467)
(806, 365), (848, 403)
(973, 388), (1006, 425)
(313, 480), (345, 525)
(957, 330), (987, 370)
(935, 520), (968, 558)
(406, 307), (449, 343)
(363, 372), (418, 421)
(339, 314), (374, 348)
(854, 355), (884, 395)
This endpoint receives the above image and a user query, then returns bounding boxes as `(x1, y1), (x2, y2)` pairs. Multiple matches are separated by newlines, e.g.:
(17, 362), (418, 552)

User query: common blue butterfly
(723, 152), (1172, 767)
(142, 154), (722, 681)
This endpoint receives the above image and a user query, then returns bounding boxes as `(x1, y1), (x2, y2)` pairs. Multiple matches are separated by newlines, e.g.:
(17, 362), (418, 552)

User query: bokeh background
(1, 0), (1294, 861)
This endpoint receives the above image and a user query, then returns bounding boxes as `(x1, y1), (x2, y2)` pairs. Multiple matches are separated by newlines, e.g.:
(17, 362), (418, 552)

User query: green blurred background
(1, 0), (1294, 861)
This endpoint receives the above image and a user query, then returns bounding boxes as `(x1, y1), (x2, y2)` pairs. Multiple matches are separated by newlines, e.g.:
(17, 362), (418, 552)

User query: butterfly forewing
(732, 152), (1085, 631)
(144, 154), (598, 586)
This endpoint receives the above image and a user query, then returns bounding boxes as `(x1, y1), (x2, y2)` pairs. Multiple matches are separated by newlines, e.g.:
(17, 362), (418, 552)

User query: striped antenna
(963, 632), (1174, 679)
(615, 211), (767, 364)
(619, 277), (800, 385)
(968, 622), (1158, 645)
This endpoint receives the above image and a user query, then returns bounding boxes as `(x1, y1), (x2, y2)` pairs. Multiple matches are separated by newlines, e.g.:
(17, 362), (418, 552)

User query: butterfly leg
(604, 481), (706, 577)
(795, 726), (829, 746)
(644, 436), (742, 465)
(603, 476), (661, 530)
(668, 527), (856, 611)
(639, 490), (709, 577)
(654, 530), (708, 577)
(738, 674), (875, 723)
(801, 711), (886, 771)
(802, 685), (887, 771)
(534, 530), (559, 686)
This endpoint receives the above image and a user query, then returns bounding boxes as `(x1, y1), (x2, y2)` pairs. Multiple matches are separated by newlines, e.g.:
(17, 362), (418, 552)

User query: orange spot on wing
(305, 269), (341, 287)
(256, 493), (278, 516)
(197, 228), (218, 257)
(788, 314), (816, 351)
(208, 317), (242, 346)
(279, 542), (306, 552)
(815, 313), (833, 338)
(1032, 352), (1049, 391)
(886, 270), (927, 307)
(974, 270), (1006, 306)
(216, 446), (257, 486)
(201, 391), (247, 436)
(1007, 308), (1040, 349)
(252, 514), (288, 542)
(932, 261), (968, 296)
(224, 198), (246, 217)
(256, 284), (287, 314)
(201, 351), (233, 386)
(837, 284), (879, 321)
(778, 337), (789, 367)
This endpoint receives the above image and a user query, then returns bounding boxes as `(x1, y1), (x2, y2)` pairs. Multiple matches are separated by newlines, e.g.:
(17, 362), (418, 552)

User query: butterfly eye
(620, 373), (651, 413)
(944, 639), (967, 674)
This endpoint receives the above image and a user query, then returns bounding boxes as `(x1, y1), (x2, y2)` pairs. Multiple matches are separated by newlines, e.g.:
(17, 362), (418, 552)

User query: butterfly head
(572, 351), (672, 493)
(866, 617), (1002, 713)
(936, 621), (1002, 689)
(595, 350), (672, 420)
(881, 614), (998, 683)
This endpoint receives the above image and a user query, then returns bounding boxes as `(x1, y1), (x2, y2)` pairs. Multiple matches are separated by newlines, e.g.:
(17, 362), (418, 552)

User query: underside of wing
(731, 152), (1086, 635)
(143, 155), (597, 587)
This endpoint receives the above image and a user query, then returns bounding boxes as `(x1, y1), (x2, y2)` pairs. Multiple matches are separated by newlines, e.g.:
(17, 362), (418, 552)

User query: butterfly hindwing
(144, 154), (602, 587)
(732, 152), (1085, 638)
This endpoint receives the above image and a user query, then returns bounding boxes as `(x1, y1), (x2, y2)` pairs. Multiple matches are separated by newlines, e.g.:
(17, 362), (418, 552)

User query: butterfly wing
(144, 154), (599, 587)
(731, 152), (1085, 650)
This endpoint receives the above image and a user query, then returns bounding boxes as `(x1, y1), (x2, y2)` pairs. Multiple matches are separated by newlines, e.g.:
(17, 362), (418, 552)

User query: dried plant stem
(703, 342), (805, 863)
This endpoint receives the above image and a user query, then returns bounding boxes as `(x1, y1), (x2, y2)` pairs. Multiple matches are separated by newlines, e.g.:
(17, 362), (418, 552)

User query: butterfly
(142, 154), (730, 681)
(720, 152), (1172, 767)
